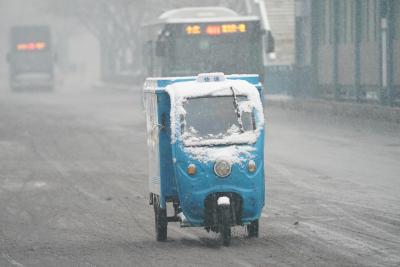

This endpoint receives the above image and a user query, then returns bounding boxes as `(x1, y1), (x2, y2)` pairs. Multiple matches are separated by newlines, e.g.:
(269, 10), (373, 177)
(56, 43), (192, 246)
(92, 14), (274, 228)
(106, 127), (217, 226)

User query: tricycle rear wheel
(247, 219), (259, 238)
(153, 196), (167, 241)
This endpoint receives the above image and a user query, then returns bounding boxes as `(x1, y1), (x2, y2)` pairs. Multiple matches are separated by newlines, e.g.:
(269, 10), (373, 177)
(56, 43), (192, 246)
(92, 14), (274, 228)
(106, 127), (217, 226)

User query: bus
(142, 7), (274, 80)
(6, 26), (55, 90)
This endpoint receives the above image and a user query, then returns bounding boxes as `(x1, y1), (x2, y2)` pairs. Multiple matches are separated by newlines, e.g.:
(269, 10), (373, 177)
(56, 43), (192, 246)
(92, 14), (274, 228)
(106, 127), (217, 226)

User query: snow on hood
(185, 145), (256, 164)
(182, 129), (260, 147)
(166, 78), (264, 164)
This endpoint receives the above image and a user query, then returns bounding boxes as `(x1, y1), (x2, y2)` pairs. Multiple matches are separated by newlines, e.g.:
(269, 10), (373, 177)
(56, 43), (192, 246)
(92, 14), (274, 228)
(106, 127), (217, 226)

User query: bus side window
(266, 31), (275, 54)
(156, 40), (166, 57)
(144, 41), (154, 76)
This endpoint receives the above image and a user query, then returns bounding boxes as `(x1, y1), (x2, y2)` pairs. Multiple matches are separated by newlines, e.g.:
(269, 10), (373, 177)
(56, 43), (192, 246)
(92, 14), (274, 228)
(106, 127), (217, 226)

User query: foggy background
(0, 0), (100, 89)
(0, 1), (399, 266)
(0, 0), (294, 89)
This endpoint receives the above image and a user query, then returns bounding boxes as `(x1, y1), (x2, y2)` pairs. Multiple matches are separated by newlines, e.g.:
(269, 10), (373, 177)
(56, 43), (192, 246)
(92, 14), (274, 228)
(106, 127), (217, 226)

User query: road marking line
(2, 253), (25, 267)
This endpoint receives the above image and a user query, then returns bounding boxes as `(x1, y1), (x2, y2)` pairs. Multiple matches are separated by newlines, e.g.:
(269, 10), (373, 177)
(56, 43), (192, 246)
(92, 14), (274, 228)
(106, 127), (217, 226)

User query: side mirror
(266, 31), (275, 54)
(156, 40), (166, 57)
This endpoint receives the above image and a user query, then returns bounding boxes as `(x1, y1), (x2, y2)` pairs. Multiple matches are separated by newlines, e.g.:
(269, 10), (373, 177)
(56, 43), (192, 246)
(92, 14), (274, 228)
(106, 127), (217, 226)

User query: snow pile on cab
(182, 129), (259, 147)
(185, 145), (256, 164)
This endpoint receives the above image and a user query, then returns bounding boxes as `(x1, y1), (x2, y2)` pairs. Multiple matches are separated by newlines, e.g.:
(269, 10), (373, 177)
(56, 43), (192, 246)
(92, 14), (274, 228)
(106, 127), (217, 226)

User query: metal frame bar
(310, 0), (320, 98)
(387, 0), (395, 106)
(333, 0), (340, 100)
(354, 0), (362, 102)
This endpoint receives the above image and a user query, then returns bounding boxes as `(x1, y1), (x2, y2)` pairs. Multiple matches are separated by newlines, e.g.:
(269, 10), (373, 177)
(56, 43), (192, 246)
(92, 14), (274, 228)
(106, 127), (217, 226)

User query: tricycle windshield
(182, 95), (257, 146)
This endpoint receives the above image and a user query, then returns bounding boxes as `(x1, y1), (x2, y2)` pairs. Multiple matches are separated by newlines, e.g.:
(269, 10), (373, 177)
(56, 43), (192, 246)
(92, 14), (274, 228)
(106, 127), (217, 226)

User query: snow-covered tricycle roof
(143, 73), (265, 146)
(143, 73), (262, 93)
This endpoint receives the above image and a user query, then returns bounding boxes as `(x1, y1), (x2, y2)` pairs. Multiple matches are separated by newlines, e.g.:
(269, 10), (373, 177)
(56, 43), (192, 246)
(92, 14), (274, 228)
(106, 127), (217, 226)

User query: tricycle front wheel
(219, 206), (231, 246)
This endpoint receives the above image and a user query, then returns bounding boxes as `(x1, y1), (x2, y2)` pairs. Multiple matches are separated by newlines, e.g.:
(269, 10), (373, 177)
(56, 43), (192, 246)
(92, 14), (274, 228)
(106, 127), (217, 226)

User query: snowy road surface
(0, 82), (399, 267)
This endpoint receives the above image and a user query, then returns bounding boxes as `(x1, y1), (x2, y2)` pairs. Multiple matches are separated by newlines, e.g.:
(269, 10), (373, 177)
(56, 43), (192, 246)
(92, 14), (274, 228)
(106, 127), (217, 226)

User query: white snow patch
(227, 124), (240, 135)
(183, 130), (259, 147)
(217, 196), (230, 206)
(188, 126), (198, 134)
(238, 100), (253, 113)
(177, 212), (187, 222)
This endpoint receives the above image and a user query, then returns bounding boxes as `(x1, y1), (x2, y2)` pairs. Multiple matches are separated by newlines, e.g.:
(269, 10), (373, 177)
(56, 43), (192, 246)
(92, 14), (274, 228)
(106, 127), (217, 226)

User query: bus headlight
(187, 164), (196, 175)
(248, 160), (256, 173)
(214, 160), (231, 178)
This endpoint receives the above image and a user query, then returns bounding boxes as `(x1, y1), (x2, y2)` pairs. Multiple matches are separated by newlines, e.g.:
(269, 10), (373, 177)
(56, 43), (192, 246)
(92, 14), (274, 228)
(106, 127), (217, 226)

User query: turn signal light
(187, 164), (196, 175)
(248, 160), (256, 173)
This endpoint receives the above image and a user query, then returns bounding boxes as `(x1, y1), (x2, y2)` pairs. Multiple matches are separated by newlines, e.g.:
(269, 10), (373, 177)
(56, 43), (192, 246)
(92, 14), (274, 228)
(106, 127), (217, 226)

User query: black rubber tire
(219, 207), (231, 246)
(154, 197), (167, 241)
(247, 220), (259, 238)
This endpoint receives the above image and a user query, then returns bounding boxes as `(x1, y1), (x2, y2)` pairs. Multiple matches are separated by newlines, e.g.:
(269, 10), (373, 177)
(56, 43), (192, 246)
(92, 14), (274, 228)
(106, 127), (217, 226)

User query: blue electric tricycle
(143, 73), (265, 246)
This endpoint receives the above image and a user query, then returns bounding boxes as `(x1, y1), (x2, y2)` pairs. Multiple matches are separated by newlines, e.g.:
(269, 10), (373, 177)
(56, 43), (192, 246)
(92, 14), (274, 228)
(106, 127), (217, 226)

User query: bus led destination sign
(17, 42), (46, 51)
(185, 23), (247, 36)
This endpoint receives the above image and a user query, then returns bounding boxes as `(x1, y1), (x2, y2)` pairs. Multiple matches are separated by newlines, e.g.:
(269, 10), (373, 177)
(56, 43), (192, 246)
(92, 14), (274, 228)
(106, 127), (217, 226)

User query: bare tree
(43, 0), (145, 81)
(43, 0), (246, 82)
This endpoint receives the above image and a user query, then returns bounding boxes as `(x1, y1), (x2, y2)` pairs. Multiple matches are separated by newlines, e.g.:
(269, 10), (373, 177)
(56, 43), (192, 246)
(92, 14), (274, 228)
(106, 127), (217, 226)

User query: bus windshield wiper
(230, 86), (245, 133)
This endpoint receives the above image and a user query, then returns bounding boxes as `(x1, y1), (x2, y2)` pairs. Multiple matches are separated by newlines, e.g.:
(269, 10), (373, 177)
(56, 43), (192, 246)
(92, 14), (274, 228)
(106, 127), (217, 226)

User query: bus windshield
(162, 21), (262, 77)
(182, 95), (256, 146)
(11, 26), (51, 52)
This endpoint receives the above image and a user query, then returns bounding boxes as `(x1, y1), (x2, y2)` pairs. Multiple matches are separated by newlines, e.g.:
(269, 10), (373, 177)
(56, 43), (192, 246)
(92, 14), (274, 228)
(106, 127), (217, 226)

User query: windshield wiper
(230, 86), (245, 133)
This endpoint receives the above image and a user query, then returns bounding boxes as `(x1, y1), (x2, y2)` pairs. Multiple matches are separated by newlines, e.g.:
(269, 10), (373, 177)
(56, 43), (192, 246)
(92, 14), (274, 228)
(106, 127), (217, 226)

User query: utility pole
(380, 0), (392, 106)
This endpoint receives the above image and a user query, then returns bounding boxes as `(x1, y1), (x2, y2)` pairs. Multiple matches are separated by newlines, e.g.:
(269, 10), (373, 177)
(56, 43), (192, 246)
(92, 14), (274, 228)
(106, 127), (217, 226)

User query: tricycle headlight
(214, 160), (231, 178)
